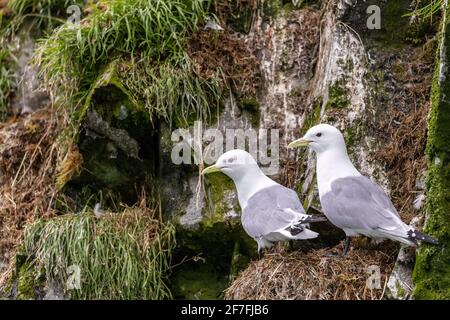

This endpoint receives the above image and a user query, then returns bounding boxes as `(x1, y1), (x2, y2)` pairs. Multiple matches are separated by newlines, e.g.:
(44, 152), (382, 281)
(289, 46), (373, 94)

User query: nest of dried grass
(225, 241), (398, 300)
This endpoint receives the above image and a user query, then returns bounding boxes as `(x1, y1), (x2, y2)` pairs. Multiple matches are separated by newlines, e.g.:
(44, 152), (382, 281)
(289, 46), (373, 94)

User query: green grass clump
(405, 0), (443, 21)
(23, 206), (175, 300)
(34, 0), (219, 127)
(6, 0), (85, 33)
(122, 57), (220, 126)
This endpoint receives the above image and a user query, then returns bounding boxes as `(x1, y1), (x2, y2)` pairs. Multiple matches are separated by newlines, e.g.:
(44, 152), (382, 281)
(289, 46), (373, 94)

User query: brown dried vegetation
(0, 108), (63, 286)
(374, 42), (435, 223)
(225, 242), (398, 300)
(187, 28), (260, 99)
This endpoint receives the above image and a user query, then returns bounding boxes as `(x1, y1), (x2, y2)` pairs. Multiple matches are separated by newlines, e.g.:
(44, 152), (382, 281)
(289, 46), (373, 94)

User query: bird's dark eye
(316, 133), (322, 137)
(228, 158), (235, 163)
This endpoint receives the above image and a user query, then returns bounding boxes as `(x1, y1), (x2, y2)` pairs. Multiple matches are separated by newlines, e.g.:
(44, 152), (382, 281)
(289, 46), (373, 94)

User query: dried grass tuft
(0, 107), (63, 288)
(187, 27), (260, 99)
(374, 42), (435, 223)
(55, 144), (83, 190)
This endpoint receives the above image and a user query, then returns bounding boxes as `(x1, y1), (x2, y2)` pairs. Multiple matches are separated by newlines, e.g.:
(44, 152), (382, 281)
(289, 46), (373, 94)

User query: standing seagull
(202, 149), (327, 252)
(288, 124), (438, 255)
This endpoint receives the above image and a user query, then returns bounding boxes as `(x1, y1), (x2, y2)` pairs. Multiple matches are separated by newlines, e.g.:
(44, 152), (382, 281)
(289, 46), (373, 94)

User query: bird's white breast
(235, 174), (278, 210)
(316, 149), (361, 196)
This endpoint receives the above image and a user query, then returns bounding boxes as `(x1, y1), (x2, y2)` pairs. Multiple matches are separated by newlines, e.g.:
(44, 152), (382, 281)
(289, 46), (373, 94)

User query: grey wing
(320, 176), (407, 234)
(242, 185), (307, 238)
(365, 177), (400, 217)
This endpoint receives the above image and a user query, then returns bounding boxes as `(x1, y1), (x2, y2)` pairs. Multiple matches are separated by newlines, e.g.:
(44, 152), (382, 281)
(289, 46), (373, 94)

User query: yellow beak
(288, 138), (312, 148)
(201, 165), (222, 175)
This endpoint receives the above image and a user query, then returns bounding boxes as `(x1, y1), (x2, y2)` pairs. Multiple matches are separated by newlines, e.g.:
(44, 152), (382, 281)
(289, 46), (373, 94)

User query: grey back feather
(242, 185), (306, 238)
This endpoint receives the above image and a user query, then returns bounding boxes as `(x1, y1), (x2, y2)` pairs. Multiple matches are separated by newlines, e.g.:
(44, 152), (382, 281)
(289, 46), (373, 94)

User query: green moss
(170, 261), (229, 299)
(300, 98), (322, 136)
(0, 47), (16, 120)
(361, 0), (440, 48)
(362, 0), (410, 48)
(16, 261), (43, 300)
(263, 0), (282, 17)
(230, 240), (252, 279)
(65, 69), (161, 202)
(263, 0), (310, 18)
(413, 6), (450, 300)
(204, 172), (236, 218)
(381, 0), (409, 46)
(395, 281), (407, 298)
(344, 126), (357, 154)
(326, 81), (350, 109)
(170, 217), (256, 299)
(383, 0), (411, 41)
(405, 19), (441, 46)
(240, 97), (259, 113)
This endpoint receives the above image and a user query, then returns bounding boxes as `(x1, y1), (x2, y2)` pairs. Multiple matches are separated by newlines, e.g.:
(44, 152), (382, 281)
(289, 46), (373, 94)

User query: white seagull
(288, 124), (438, 255)
(201, 149), (327, 252)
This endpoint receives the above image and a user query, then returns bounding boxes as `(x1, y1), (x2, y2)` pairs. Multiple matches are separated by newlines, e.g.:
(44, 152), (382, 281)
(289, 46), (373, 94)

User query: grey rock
(85, 109), (140, 159)
(179, 176), (205, 229)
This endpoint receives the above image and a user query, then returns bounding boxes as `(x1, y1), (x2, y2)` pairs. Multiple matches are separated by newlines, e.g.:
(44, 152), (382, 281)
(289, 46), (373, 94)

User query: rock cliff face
(413, 0), (450, 299)
(0, 0), (447, 299)
(181, 0), (437, 298)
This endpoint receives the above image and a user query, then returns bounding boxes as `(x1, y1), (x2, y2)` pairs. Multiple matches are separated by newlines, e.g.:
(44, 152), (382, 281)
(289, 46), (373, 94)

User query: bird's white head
(288, 124), (347, 154)
(201, 149), (258, 181)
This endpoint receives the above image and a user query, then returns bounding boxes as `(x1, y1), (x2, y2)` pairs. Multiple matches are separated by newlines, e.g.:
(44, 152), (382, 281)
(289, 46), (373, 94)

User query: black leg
(343, 237), (351, 256)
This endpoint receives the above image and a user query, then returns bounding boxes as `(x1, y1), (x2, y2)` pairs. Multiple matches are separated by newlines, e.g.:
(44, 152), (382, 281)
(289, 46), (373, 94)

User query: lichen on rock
(413, 2), (450, 299)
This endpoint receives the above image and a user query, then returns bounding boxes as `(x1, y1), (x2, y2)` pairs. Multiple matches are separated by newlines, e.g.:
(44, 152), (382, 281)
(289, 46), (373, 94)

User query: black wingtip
(288, 225), (304, 236)
(407, 229), (439, 245)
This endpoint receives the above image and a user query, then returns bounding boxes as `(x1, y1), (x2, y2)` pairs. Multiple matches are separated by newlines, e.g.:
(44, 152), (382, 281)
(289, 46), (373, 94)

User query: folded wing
(320, 176), (410, 240)
(242, 185), (319, 240)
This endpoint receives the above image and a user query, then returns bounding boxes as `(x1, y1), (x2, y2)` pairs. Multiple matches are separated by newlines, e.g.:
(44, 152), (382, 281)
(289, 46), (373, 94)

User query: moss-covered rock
(0, 47), (16, 119)
(204, 172), (238, 218)
(13, 252), (46, 300)
(326, 80), (350, 109)
(343, 0), (438, 49)
(67, 77), (160, 204)
(169, 172), (257, 299)
(413, 3), (450, 300)
(170, 218), (256, 299)
(263, 0), (283, 17)
(16, 262), (40, 300)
